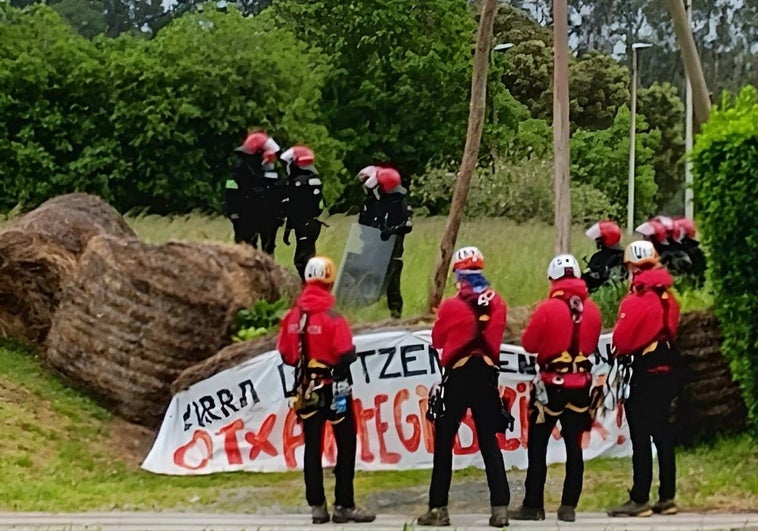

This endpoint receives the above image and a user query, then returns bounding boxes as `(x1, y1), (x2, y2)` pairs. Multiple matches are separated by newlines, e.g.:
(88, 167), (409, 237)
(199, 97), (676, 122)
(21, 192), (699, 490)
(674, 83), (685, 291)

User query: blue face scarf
(455, 269), (490, 293)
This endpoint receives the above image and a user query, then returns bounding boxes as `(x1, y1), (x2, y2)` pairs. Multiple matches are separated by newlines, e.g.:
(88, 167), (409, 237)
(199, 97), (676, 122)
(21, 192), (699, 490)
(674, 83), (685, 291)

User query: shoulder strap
(291, 309), (310, 395)
(457, 288), (496, 359)
(552, 291), (584, 357)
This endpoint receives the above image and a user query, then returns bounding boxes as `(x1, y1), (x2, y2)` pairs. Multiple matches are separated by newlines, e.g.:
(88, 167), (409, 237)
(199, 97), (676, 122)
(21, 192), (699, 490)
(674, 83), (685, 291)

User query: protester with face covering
(356, 165), (412, 318)
(279, 145), (324, 280)
(277, 256), (376, 525)
(225, 130), (287, 254)
(607, 240), (681, 518)
(417, 247), (511, 528)
(510, 254), (602, 523)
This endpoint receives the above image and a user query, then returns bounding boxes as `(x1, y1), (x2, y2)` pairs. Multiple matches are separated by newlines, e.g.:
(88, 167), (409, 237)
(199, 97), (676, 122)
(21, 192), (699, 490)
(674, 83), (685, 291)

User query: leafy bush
(589, 279), (628, 328)
(691, 86), (758, 432)
(413, 157), (616, 224)
(232, 298), (289, 343)
(570, 105), (660, 225)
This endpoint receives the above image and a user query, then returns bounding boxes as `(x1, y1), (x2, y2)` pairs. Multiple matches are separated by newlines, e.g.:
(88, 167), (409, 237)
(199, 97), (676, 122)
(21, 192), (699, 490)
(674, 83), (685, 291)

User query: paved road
(0, 512), (757, 531)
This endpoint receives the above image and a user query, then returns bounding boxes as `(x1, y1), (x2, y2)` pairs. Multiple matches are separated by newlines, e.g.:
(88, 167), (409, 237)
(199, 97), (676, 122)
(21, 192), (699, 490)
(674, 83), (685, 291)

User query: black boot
(508, 505), (545, 521)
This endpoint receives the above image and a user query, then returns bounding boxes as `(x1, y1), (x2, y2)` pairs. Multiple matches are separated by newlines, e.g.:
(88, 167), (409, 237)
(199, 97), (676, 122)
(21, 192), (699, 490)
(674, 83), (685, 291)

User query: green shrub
(570, 106), (660, 225)
(590, 279), (628, 329)
(232, 298), (289, 343)
(412, 158), (616, 224)
(691, 85), (758, 432)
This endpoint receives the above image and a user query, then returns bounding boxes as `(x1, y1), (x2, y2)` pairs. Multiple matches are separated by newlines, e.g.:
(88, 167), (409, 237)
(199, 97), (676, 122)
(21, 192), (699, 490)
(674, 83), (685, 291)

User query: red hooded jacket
(521, 277), (602, 367)
(277, 283), (356, 368)
(431, 282), (507, 368)
(613, 268), (680, 355)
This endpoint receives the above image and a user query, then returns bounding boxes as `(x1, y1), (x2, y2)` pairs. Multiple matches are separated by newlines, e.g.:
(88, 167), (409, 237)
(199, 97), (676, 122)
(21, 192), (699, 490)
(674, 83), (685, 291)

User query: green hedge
(691, 86), (758, 432)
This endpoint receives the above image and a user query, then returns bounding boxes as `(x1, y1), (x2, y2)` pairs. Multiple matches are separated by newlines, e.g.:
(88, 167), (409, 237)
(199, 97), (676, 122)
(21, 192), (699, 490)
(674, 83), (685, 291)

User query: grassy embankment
(0, 213), (748, 513)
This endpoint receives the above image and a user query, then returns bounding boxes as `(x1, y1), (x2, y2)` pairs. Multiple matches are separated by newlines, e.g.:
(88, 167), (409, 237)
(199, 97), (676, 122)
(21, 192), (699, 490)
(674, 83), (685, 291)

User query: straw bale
(43, 235), (299, 427)
(0, 193), (135, 343)
(171, 335), (279, 394)
(675, 310), (747, 444)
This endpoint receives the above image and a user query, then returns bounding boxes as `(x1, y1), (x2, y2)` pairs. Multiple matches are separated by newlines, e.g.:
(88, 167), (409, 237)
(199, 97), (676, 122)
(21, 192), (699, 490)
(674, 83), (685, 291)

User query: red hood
(296, 283), (335, 313)
(549, 277), (589, 300)
(632, 267), (674, 291)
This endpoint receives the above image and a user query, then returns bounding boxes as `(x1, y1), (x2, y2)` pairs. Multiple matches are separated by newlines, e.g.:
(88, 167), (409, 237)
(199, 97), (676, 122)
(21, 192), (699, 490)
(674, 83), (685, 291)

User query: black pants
(293, 220), (322, 280)
(302, 395), (357, 508)
(428, 357), (510, 508)
(523, 385), (590, 509)
(231, 215), (280, 255)
(385, 236), (405, 318)
(625, 370), (677, 503)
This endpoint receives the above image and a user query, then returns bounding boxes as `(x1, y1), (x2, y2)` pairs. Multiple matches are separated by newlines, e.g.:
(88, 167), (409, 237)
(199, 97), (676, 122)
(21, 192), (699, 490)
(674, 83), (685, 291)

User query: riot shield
(334, 223), (396, 307)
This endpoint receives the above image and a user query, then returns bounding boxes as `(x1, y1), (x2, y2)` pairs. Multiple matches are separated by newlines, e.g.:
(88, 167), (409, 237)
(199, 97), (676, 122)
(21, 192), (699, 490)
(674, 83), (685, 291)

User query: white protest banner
(142, 331), (630, 475)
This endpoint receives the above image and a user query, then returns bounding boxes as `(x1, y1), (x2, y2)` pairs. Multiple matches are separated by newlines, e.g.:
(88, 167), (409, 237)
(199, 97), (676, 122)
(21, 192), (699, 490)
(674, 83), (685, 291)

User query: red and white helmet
(547, 254), (581, 281)
(357, 165), (378, 188)
(376, 166), (402, 192)
(304, 256), (336, 285)
(672, 217), (696, 242)
(280, 145), (315, 167)
(585, 220), (622, 247)
(635, 219), (669, 244)
(236, 131), (280, 163)
(453, 246), (484, 271)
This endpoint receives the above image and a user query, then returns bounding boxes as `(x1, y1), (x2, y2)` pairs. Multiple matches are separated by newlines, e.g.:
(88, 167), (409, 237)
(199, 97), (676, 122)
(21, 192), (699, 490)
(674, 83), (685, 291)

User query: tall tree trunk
(553, 0), (571, 254)
(426, 0), (498, 314)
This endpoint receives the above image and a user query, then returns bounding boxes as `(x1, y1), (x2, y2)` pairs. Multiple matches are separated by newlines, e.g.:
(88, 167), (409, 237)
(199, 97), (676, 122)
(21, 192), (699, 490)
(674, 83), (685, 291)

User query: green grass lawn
(1, 339), (755, 513)
(1, 212), (738, 514)
(127, 213), (602, 321)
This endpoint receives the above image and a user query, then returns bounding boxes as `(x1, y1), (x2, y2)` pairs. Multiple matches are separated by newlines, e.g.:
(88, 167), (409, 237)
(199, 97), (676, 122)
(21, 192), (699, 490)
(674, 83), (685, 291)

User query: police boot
(508, 504), (545, 521)
(489, 506), (509, 527)
(417, 506), (450, 526)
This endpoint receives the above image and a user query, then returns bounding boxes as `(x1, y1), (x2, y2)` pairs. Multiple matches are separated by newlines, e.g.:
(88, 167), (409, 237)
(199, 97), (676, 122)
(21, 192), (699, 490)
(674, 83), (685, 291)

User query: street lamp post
(627, 42), (653, 235)
(490, 42), (514, 128)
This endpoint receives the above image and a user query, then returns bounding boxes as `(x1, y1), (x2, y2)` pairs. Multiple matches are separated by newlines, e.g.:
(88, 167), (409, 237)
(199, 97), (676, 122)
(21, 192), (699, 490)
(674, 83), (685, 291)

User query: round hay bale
(171, 335), (280, 394)
(675, 310), (748, 445)
(0, 193), (136, 344)
(43, 235), (300, 428)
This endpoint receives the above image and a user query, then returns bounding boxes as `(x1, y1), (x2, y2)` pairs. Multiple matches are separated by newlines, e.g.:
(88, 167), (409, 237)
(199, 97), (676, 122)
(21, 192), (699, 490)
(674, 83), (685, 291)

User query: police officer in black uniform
(357, 165), (412, 318)
(225, 130), (287, 254)
(280, 145), (324, 280)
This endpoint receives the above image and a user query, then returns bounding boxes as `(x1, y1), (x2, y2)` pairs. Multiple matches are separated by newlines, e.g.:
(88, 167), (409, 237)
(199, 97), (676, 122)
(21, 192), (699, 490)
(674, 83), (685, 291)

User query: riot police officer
(280, 145), (324, 280)
(356, 165), (412, 318)
(582, 220), (625, 292)
(225, 130), (287, 254)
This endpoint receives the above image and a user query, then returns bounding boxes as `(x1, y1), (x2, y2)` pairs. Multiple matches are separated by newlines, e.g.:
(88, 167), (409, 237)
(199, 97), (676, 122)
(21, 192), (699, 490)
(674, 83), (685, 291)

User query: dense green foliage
(691, 86), (758, 432)
(261, 0), (483, 180)
(570, 106), (660, 224)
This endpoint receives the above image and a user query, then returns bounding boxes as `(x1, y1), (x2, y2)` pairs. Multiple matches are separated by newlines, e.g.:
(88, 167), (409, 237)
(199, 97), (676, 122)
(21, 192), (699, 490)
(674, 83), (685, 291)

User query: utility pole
(627, 43), (652, 235)
(427, 0), (498, 314)
(553, 0), (571, 254)
(684, 0), (694, 219)
(666, 0), (711, 130)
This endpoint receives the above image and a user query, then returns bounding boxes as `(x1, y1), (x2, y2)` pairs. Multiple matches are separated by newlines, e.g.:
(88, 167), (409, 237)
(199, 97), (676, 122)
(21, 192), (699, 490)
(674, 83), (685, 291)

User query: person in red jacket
(510, 254), (602, 523)
(417, 246), (511, 528)
(608, 240), (681, 518)
(277, 256), (376, 525)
